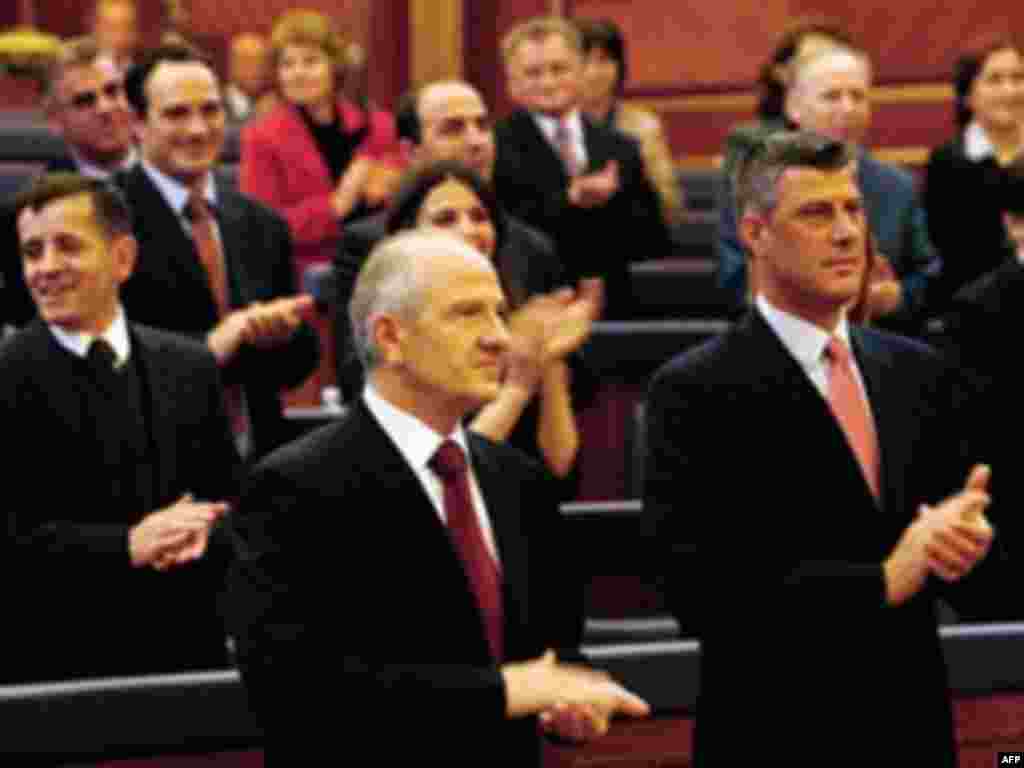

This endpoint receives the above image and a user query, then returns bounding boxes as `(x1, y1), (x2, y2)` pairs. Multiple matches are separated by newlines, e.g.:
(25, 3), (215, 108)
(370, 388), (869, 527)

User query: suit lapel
(126, 167), (221, 318)
(581, 116), (610, 174)
(130, 326), (178, 507)
(467, 436), (525, 618)
(850, 327), (905, 516)
(514, 110), (569, 184)
(212, 179), (250, 309)
(745, 311), (882, 511)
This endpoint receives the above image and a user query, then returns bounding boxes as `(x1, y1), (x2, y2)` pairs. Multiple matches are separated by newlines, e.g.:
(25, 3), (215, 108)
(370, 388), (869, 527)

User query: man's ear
(783, 87), (801, 127)
(739, 211), (767, 260)
(372, 312), (405, 366)
(110, 233), (137, 285)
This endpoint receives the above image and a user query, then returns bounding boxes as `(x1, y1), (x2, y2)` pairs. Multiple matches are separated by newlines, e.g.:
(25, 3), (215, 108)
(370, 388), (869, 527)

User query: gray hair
(734, 129), (855, 217)
(348, 230), (493, 370)
(788, 45), (871, 98)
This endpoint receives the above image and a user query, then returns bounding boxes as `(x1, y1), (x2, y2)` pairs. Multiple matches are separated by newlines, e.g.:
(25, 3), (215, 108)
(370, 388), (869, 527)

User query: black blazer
(228, 400), (581, 766)
(331, 210), (564, 399)
(645, 310), (1009, 767)
(925, 137), (1012, 302)
(115, 165), (321, 458)
(0, 320), (242, 683)
(494, 109), (670, 319)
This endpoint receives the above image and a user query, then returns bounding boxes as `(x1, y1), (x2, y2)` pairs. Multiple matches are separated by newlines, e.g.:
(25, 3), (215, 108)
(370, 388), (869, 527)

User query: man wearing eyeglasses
(45, 36), (137, 178)
(3, 37), (137, 329)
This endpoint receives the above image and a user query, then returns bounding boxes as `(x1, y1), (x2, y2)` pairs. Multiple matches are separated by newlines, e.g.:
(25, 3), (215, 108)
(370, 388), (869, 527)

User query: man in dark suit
(2, 173), (240, 684)
(230, 230), (647, 765)
(494, 17), (669, 319)
(118, 44), (320, 459)
(718, 45), (940, 332)
(333, 79), (564, 398)
(44, 35), (137, 178)
(646, 132), (1004, 767)
(0, 36), (138, 328)
(943, 170), (1024, 562)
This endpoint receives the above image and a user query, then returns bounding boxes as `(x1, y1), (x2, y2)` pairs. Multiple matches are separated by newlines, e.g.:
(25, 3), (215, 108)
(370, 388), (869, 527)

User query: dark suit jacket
(645, 310), (1008, 767)
(717, 150), (941, 332)
(331, 210), (565, 399)
(925, 136), (1013, 303)
(494, 109), (670, 319)
(944, 252), (1024, 555)
(0, 320), (241, 684)
(116, 164), (320, 459)
(228, 400), (581, 766)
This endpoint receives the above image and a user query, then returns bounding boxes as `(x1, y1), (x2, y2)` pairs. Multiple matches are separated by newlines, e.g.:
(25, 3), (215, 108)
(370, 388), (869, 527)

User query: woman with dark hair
(576, 18), (682, 226)
(716, 18), (854, 311)
(240, 9), (399, 281)
(386, 160), (599, 481)
(924, 36), (1024, 301)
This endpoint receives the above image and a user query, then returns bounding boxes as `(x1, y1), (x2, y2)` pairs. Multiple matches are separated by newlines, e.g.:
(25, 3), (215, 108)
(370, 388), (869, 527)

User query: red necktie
(430, 440), (504, 662)
(825, 337), (880, 499)
(186, 194), (229, 317)
(186, 193), (248, 440)
(554, 118), (580, 177)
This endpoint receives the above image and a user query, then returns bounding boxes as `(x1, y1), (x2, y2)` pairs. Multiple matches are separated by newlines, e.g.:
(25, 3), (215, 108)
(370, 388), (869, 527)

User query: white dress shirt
(49, 303), (131, 368)
(363, 385), (500, 562)
(532, 109), (587, 174)
(757, 295), (869, 401)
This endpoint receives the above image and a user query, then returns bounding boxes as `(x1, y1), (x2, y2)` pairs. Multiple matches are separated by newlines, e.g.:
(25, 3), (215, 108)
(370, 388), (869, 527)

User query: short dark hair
(14, 172), (133, 240)
(756, 17), (855, 120)
(385, 160), (527, 306)
(734, 130), (855, 217)
(575, 18), (627, 95)
(953, 35), (1024, 130)
(124, 42), (210, 117)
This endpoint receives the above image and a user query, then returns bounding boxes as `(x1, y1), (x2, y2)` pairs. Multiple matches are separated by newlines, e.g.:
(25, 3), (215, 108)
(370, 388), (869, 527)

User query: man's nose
(480, 311), (510, 350)
(834, 209), (862, 241)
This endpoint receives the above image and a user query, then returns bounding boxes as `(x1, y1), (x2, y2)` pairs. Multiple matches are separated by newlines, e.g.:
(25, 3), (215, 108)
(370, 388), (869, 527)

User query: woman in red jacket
(241, 9), (398, 281)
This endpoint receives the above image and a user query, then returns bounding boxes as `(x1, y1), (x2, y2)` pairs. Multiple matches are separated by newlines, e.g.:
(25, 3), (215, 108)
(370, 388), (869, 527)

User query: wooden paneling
(568, 0), (1024, 92)
(410, 0), (462, 85)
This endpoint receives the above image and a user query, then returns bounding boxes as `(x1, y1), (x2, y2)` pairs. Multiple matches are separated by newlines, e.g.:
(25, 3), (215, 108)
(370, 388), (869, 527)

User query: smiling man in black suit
(116, 44), (319, 459)
(2, 173), (240, 683)
(230, 230), (648, 765)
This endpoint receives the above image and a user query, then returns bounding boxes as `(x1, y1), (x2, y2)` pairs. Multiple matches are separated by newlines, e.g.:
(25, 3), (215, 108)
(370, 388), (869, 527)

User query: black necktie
(87, 338), (117, 373)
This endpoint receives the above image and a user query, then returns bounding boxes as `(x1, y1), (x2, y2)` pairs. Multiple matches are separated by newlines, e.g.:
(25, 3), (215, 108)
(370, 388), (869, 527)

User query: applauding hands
(502, 650), (650, 741)
(207, 294), (315, 365)
(129, 492), (229, 571)
(884, 464), (995, 605)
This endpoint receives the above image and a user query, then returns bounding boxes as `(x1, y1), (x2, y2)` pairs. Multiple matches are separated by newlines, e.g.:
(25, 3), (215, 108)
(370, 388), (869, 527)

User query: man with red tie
(229, 230), (649, 765)
(116, 44), (320, 459)
(646, 131), (1006, 767)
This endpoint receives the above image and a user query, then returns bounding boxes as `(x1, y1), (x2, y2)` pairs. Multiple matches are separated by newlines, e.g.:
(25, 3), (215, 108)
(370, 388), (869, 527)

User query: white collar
(963, 121), (997, 162)
(70, 146), (137, 179)
(49, 304), (131, 367)
(532, 109), (583, 143)
(140, 159), (217, 218)
(756, 294), (852, 370)
(362, 384), (472, 474)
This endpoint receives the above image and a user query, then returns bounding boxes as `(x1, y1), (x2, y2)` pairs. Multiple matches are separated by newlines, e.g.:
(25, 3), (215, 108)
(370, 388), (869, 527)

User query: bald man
(333, 80), (565, 399)
(225, 33), (276, 123)
(718, 46), (941, 334)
